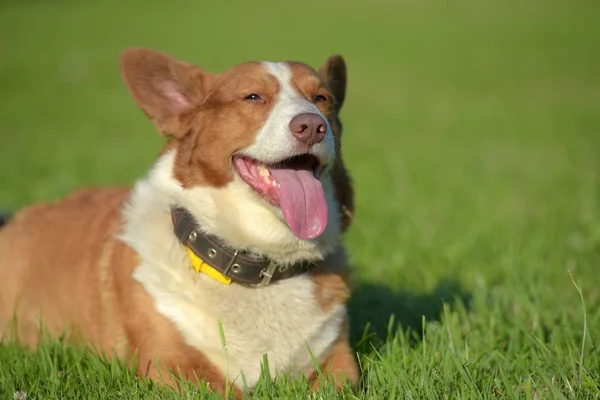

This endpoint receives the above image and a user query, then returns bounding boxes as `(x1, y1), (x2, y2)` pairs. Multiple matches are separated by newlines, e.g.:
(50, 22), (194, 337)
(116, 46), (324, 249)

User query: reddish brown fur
(0, 188), (238, 396)
(310, 316), (358, 390)
(0, 48), (357, 398)
(172, 63), (282, 188)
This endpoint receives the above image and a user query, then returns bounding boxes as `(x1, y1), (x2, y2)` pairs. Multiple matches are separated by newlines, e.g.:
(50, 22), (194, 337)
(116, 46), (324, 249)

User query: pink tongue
(270, 168), (328, 240)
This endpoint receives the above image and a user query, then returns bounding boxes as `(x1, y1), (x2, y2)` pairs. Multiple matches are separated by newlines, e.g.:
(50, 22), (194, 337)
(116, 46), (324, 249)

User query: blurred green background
(1, 0), (600, 397)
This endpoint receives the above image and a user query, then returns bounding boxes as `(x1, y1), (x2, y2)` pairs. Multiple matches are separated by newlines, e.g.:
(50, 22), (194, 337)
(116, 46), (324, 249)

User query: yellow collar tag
(185, 246), (232, 285)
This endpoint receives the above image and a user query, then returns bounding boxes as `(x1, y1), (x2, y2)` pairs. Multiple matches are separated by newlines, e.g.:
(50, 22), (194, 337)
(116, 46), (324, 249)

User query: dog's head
(120, 48), (353, 261)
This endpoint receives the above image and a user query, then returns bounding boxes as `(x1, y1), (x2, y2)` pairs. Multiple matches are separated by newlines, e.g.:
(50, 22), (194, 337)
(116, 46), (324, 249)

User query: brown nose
(289, 113), (327, 145)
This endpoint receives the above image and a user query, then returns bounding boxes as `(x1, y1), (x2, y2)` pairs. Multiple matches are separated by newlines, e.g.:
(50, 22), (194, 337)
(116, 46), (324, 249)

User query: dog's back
(0, 188), (132, 347)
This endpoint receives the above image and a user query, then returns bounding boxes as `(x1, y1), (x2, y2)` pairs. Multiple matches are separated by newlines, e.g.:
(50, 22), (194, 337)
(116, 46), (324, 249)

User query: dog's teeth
(264, 176), (272, 185)
(258, 165), (270, 177)
(271, 180), (277, 187)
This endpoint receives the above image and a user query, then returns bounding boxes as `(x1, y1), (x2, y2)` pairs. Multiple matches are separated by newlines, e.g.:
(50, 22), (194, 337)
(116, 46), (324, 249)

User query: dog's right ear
(318, 55), (347, 110)
(120, 48), (211, 138)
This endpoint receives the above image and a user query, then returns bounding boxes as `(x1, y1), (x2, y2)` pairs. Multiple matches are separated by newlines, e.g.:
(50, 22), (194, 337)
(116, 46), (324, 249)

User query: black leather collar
(171, 207), (315, 286)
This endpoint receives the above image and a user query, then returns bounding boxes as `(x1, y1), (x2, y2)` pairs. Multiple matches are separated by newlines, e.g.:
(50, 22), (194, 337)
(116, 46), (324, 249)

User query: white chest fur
(133, 259), (345, 388)
(119, 151), (346, 388)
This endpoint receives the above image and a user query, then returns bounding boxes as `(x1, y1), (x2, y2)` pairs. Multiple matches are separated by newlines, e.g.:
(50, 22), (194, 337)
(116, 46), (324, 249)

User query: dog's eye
(244, 93), (261, 101)
(314, 94), (327, 103)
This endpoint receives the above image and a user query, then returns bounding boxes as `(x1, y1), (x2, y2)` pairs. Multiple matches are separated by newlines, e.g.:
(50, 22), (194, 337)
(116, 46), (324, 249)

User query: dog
(0, 47), (357, 397)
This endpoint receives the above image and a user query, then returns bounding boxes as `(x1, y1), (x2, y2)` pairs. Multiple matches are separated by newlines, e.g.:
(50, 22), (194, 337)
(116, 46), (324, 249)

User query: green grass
(1, 0), (600, 398)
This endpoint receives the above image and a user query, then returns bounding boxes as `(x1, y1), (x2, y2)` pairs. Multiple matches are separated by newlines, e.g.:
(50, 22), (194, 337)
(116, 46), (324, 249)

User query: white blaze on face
(242, 62), (335, 165)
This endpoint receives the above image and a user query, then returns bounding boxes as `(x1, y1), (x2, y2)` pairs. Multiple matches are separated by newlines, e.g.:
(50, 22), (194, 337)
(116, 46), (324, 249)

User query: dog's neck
(170, 207), (325, 286)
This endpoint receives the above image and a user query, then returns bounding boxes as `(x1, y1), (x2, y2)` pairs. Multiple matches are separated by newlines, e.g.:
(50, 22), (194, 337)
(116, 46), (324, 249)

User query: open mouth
(233, 154), (328, 240)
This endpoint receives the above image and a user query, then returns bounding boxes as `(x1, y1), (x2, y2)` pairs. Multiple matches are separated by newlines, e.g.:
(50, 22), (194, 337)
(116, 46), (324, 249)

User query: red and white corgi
(0, 48), (357, 397)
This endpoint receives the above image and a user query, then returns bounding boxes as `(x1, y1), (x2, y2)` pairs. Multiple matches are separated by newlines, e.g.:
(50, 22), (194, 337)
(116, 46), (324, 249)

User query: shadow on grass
(348, 278), (472, 350)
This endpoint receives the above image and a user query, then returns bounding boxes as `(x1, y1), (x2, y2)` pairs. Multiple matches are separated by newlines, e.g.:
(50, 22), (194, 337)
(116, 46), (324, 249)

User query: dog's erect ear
(120, 48), (211, 137)
(318, 55), (347, 109)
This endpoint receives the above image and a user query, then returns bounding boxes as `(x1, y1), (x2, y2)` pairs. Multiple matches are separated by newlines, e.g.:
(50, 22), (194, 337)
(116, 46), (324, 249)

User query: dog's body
(0, 48), (357, 396)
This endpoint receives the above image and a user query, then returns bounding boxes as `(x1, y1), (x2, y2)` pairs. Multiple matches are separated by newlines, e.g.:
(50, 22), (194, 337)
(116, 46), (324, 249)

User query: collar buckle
(254, 262), (278, 288)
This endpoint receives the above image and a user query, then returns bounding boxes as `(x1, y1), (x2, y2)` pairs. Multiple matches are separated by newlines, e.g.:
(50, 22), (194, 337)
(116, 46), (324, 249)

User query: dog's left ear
(318, 55), (347, 109)
(120, 47), (211, 138)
